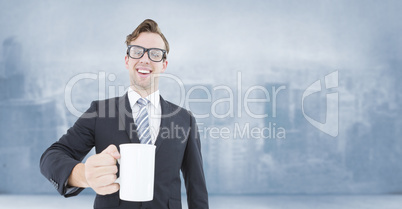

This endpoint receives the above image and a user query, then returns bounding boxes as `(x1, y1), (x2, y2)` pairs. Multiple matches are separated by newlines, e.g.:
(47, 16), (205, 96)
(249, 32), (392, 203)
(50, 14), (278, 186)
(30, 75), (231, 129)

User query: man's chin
(131, 82), (156, 92)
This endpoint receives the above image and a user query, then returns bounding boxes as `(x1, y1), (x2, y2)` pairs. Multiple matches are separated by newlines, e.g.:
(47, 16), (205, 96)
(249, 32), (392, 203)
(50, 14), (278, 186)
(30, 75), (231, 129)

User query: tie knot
(137, 98), (149, 107)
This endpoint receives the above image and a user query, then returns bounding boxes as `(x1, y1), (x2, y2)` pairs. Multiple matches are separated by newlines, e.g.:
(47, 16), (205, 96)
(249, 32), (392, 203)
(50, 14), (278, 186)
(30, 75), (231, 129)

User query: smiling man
(40, 19), (209, 209)
(125, 29), (168, 97)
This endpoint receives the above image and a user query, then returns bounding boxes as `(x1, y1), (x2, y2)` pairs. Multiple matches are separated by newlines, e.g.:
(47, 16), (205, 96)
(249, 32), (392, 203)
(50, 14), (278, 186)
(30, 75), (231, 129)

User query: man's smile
(136, 67), (152, 77)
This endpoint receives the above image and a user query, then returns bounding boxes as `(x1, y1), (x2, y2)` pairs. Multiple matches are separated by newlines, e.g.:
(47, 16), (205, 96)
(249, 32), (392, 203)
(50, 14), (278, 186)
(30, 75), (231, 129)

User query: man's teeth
(138, 69), (151, 74)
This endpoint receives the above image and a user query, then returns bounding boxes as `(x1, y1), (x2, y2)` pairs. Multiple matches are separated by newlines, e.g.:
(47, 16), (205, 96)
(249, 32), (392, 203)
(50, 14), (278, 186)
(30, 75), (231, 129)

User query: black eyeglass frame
(126, 45), (167, 62)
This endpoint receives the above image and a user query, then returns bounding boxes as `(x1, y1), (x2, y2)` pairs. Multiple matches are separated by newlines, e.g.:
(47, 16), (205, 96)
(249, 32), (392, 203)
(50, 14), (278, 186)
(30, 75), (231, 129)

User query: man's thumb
(101, 144), (120, 159)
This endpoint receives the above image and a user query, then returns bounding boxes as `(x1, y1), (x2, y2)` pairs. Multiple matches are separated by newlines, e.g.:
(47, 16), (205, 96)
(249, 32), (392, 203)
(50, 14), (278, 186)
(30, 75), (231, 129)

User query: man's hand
(85, 144), (121, 195)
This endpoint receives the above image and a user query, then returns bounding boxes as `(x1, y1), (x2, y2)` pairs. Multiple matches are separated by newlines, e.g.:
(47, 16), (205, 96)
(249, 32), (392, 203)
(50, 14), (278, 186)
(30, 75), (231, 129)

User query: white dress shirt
(127, 88), (161, 145)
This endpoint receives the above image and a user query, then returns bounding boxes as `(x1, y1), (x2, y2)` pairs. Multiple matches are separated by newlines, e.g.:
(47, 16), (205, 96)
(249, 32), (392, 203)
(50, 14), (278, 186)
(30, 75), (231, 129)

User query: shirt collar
(128, 87), (160, 109)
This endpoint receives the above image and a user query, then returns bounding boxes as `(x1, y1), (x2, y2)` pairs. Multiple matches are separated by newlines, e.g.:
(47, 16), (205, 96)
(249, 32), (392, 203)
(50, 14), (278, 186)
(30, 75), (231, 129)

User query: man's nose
(139, 52), (151, 64)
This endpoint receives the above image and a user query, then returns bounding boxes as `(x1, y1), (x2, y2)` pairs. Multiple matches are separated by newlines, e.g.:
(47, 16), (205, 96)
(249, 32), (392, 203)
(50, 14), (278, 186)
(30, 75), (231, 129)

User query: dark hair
(125, 19), (170, 55)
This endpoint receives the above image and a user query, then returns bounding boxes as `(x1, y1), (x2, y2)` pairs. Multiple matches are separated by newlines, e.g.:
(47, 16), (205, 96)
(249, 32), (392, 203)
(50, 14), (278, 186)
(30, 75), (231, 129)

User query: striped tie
(135, 98), (151, 144)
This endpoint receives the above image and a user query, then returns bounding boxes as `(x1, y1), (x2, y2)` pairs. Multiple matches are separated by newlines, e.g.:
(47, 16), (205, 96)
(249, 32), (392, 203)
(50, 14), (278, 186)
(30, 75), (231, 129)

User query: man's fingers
(95, 183), (120, 195)
(87, 153), (117, 167)
(92, 174), (118, 187)
(101, 144), (120, 159)
(95, 154), (118, 166)
(97, 165), (118, 175)
(87, 165), (118, 178)
(85, 144), (121, 195)
(101, 144), (118, 154)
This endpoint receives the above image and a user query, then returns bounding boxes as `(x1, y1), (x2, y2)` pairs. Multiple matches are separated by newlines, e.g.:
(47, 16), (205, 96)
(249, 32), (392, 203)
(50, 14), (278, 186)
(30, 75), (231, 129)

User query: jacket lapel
(154, 96), (176, 153)
(117, 93), (140, 143)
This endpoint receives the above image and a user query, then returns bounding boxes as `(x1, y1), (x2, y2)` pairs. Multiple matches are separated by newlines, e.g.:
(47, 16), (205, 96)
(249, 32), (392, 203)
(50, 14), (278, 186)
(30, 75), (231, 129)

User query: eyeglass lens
(128, 46), (164, 62)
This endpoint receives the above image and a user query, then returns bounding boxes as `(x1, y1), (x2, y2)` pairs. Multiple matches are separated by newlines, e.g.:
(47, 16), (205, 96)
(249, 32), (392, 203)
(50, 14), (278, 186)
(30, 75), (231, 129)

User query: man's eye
(151, 53), (160, 58)
(150, 51), (161, 57)
(134, 50), (143, 55)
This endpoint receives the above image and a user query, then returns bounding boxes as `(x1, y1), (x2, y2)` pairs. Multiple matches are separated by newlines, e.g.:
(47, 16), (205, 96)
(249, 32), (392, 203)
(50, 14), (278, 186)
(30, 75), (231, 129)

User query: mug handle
(114, 159), (121, 184)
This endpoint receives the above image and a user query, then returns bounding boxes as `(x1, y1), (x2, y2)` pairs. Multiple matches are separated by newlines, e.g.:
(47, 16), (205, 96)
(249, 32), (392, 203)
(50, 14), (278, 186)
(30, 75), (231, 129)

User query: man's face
(125, 32), (168, 93)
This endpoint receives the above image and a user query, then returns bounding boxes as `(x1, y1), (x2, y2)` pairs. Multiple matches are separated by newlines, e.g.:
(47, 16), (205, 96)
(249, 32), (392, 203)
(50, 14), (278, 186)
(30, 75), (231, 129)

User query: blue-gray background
(0, 0), (401, 196)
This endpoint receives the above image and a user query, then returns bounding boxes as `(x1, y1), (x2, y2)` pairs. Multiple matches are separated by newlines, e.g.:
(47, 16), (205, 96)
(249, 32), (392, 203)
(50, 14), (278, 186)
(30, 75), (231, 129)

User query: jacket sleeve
(181, 112), (209, 209)
(40, 101), (98, 197)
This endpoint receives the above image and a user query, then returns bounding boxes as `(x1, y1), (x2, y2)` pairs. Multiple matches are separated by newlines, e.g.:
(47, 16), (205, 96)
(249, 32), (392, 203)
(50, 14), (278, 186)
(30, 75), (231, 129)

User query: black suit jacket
(40, 93), (209, 209)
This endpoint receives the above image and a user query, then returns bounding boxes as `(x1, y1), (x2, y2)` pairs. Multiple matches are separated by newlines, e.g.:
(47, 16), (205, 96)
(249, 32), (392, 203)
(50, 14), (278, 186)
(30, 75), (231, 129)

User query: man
(40, 19), (209, 209)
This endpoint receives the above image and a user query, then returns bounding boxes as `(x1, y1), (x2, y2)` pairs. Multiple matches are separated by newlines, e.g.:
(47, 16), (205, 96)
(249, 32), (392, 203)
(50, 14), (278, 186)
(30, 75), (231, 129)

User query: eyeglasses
(127, 45), (167, 62)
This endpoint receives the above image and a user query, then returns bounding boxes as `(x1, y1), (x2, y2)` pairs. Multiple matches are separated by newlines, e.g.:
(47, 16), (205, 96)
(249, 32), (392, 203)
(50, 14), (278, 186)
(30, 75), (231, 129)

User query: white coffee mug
(115, 143), (156, 202)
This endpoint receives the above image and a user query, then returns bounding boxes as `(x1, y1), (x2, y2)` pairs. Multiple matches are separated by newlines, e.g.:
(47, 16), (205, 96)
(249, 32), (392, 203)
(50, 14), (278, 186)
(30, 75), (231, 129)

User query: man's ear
(161, 60), (168, 73)
(125, 55), (129, 69)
